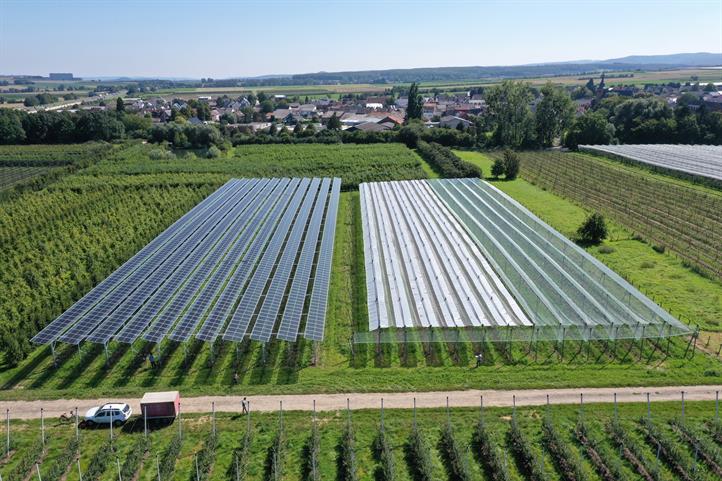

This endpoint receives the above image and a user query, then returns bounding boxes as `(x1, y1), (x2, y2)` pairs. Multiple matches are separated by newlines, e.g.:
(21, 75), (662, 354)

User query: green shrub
(575, 420), (630, 481)
(303, 421), (321, 481)
(44, 436), (80, 481)
(82, 439), (115, 480)
(577, 212), (607, 245)
(598, 245), (615, 254)
(120, 436), (149, 480)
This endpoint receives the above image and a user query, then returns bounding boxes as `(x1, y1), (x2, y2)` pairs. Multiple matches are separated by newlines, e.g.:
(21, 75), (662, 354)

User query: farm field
(0, 143), (721, 403)
(0, 165), (59, 190)
(0, 142), (116, 197)
(134, 67), (721, 99)
(85, 143), (428, 190)
(1, 400), (721, 481)
(484, 150), (722, 282)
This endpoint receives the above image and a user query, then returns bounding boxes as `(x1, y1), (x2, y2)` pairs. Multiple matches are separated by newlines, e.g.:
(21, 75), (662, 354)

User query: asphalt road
(1, 385), (720, 420)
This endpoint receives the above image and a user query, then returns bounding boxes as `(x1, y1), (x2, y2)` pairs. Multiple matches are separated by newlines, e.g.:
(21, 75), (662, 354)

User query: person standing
(148, 352), (156, 369)
(241, 397), (249, 415)
(475, 351), (483, 368)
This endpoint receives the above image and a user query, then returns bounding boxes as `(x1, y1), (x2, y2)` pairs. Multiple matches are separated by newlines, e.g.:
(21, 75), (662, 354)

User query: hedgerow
(508, 417), (548, 481)
(406, 423), (434, 481)
(472, 416), (511, 481)
(416, 141), (481, 179)
(302, 420), (321, 481)
(265, 424), (285, 481)
(228, 428), (252, 481)
(541, 415), (589, 481)
(607, 419), (665, 481)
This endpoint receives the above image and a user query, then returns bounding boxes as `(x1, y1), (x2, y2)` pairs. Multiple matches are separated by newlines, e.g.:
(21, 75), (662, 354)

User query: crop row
(0, 142), (114, 166)
(0, 166), (55, 190)
(503, 150), (722, 280)
(5, 408), (722, 481)
(85, 143), (429, 189)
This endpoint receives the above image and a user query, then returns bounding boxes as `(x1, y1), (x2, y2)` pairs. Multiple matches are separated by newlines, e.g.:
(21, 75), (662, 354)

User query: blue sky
(1, 0), (721, 78)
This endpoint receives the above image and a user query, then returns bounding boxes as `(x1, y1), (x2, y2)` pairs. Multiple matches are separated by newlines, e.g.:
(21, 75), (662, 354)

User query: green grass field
(1, 401), (720, 481)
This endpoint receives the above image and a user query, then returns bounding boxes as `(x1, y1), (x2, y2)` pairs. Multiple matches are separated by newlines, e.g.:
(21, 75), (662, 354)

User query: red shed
(140, 391), (180, 419)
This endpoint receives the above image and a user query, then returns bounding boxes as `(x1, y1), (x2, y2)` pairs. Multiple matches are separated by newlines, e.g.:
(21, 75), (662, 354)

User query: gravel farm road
(1, 385), (721, 419)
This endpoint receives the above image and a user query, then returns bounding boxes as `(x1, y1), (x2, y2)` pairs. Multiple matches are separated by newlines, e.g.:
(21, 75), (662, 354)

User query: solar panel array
(31, 177), (341, 346)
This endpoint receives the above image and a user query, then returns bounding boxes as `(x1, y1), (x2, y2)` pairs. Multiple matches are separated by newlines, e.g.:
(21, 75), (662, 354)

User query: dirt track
(1, 385), (720, 420)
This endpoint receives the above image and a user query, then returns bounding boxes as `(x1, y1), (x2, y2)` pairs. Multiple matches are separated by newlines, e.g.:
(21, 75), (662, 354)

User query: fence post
(512, 394), (516, 420)
(5, 409), (9, 455)
(40, 408), (45, 447)
(77, 459), (83, 481)
(614, 393), (618, 421)
(580, 393), (584, 423)
(156, 453), (161, 481)
(144, 407), (148, 440)
(178, 402), (182, 440)
(117, 457), (123, 481)
(35, 462), (42, 481)
(647, 392), (651, 419)
(681, 391), (685, 422)
(413, 397), (416, 428)
(380, 398), (384, 431)
(212, 401), (216, 437)
(75, 407), (79, 440)
(716, 391), (719, 423)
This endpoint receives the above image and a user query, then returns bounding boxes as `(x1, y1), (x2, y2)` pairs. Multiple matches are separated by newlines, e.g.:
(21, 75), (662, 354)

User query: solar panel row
(32, 177), (338, 347)
(58, 180), (255, 344)
(93, 180), (270, 344)
(194, 179), (295, 342)
(222, 178), (311, 342)
(250, 178), (322, 342)
(31, 179), (243, 345)
(276, 178), (330, 341)
(304, 178), (341, 341)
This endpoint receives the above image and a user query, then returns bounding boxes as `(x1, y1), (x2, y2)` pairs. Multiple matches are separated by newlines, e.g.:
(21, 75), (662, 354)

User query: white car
(84, 403), (132, 426)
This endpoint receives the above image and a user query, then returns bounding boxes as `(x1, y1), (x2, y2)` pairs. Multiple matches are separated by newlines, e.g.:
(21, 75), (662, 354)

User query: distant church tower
(595, 72), (606, 101)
